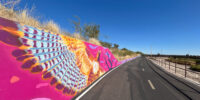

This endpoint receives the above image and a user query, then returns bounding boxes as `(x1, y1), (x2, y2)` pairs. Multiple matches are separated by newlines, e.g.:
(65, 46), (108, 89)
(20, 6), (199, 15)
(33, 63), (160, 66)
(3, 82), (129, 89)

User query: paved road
(74, 57), (200, 100)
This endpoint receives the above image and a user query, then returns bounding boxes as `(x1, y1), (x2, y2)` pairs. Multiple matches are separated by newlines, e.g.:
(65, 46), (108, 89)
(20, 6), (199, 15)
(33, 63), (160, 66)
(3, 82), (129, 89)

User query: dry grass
(88, 38), (101, 46)
(43, 20), (61, 33)
(0, 0), (93, 41)
(0, 0), (138, 61)
(18, 10), (41, 28)
(115, 54), (139, 61)
(0, 0), (101, 44)
(0, 0), (61, 34)
(110, 48), (139, 61)
(73, 33), (86, 41)
(72, 33), (102, 46)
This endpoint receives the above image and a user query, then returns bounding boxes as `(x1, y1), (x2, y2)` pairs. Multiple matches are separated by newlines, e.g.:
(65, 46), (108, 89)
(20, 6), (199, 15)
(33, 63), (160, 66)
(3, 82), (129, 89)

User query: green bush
(100, 41), (112, 48)
(167, 57), (198, 65)
(190, 65), (200, 72)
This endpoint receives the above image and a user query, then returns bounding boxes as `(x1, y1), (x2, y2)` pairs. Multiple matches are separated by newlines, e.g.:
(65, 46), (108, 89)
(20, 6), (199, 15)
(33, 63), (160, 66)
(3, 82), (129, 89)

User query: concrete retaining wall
(0, 17), (134, 100)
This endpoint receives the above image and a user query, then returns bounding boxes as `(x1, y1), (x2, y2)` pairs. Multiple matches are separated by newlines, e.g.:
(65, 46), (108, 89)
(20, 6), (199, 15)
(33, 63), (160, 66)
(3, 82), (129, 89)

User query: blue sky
(18, 0), (200, 55)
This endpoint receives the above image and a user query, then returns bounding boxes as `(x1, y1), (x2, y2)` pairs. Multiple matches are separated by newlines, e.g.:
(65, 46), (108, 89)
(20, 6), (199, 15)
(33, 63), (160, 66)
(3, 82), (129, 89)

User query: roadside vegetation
(99, 41), (141, 61)
(110, 48), (140, 61)
(0, 0), (141, 61)
(71, 17), (141, 61)
(190, 65), (200, 72)
(167, 57), (200, 72)
(0, 0), (64, 34)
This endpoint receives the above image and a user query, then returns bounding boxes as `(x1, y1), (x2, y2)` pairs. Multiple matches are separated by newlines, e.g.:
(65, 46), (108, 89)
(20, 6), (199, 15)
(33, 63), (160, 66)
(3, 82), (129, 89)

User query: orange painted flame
(61, 35), (105, 85)
(0, 25), (24, 37)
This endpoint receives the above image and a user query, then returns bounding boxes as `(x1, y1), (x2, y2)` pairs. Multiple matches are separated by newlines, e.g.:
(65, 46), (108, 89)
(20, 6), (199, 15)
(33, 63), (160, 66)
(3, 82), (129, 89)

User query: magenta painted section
(84, 42), (119, 71)
(0, 17), (136, 100)
(0, 42), (73, 100)
(118, 57), (137, 64)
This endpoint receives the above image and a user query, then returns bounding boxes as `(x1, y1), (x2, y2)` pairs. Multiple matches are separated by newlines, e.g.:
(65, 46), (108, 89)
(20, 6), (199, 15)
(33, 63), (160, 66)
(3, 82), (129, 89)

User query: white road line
(75, 59), (135, 100)
(148, 80), (156, 90)
(142, 68), (145, 71)
(75, 57), (138, 100)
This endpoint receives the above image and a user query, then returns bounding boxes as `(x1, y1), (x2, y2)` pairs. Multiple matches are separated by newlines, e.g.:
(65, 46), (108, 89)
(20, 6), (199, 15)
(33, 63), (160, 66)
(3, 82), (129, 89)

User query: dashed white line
(148, 80), (156, 90)
(142, 68), (145, 71)
(75, 59), (135, 100)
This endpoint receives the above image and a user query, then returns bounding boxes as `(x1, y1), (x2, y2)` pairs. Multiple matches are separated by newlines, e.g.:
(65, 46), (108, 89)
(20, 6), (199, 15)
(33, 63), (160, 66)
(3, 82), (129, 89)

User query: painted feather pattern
(14, 25), (87, 95)
(0, 17), (135, 99)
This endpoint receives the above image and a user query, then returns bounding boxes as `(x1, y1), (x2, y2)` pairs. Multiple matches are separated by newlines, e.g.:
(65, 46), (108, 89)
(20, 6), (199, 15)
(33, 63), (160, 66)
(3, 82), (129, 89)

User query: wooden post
(185, 63), (187, 78)
(160, 59), (161, 65)
(175, 62), (176, 73)
(199, 73), (200, 83)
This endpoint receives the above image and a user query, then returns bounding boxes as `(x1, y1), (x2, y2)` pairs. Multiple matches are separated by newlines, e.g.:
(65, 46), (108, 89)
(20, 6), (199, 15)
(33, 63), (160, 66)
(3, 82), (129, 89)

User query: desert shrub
(190, 65), (200, 72)
(100, 41), (112, 48)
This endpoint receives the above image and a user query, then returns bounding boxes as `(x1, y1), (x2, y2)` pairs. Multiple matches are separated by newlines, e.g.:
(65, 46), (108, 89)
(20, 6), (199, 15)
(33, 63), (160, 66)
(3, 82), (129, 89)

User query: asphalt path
(73, 56), (200, 100)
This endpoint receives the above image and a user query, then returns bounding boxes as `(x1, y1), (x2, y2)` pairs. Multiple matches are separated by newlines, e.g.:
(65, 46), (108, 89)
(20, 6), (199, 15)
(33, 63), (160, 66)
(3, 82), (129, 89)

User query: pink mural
(0, 17), (135, 100)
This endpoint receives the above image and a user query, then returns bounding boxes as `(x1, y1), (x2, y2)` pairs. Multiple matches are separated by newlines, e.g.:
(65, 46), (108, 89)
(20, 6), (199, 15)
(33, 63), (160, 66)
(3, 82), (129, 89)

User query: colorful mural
(0, 17), (135, 100)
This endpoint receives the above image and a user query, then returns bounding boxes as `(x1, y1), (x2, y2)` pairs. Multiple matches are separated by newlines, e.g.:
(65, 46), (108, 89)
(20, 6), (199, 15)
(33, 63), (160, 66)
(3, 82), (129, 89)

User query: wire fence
(148, 57), (200, 83)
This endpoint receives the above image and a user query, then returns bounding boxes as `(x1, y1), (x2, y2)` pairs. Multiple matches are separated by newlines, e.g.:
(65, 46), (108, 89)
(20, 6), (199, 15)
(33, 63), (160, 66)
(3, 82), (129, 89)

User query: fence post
(169, 61), (170, 70)
(199, 73), (200, 83)
(157, 58), (158, 64)
(175, 61), (176, 73)
(159, 59), (161, 66)
(185, 63), (187, 78)
(160, 59), (161, 66)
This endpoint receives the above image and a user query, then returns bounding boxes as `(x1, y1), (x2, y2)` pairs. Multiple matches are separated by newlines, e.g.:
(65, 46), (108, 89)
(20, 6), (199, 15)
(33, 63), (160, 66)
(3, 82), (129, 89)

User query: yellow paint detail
(60, 35), (105, 85)
(0, 25), (24, 37)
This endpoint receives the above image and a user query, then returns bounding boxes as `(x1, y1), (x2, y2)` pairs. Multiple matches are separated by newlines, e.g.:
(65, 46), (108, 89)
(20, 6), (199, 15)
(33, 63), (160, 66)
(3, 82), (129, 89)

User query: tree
(121, 48), (128, 51)
(120, 48), (134, 56)
(186, 54), (190, 57)
(135, 51), (144, 55)
(72, 16), (83, 35)
(100, 41), (112, 48)
(71, 16), (100, 40)
(84, 24), (100, 39)
(113, 44), (119, 49)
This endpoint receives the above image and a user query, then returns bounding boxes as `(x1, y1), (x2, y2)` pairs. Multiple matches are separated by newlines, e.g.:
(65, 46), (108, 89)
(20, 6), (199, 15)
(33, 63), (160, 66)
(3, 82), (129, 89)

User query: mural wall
(0, 17), (135, 100)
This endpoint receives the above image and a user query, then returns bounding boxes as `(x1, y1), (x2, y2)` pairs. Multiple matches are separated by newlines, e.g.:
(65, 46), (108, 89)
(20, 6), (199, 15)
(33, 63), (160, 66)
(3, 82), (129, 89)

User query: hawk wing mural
(0, 17), (135, 100)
